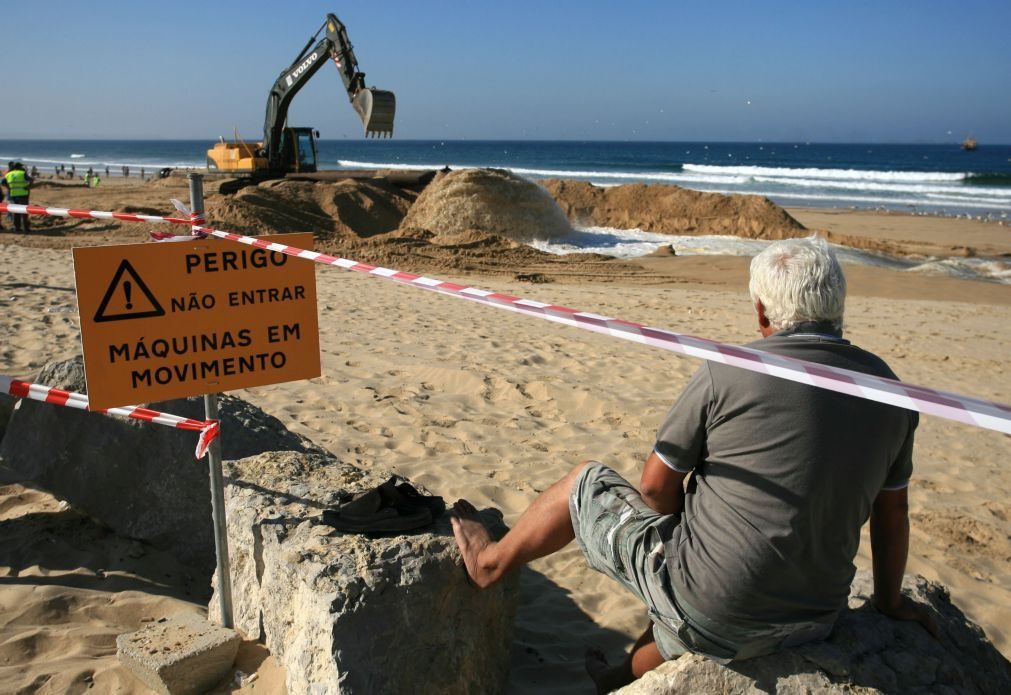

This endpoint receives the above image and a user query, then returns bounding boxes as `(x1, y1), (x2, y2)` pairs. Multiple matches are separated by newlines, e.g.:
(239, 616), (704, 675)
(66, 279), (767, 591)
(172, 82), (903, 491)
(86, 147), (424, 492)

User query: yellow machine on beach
(207, 13), (395, 176)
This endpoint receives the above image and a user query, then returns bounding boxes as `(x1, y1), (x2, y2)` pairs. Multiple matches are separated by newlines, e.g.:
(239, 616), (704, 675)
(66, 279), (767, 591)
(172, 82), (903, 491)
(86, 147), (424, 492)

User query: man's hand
(874, 593), (940, 639)
(870, 487), (940, 640)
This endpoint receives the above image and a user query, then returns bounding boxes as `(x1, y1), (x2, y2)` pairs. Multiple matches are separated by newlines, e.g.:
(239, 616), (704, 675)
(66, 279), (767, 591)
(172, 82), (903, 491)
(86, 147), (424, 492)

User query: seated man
(452, 237), (937, 692)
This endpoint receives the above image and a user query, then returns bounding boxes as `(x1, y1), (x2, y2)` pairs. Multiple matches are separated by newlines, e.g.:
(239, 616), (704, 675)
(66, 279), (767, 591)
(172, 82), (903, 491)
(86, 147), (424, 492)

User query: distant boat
(961, 136), (978, 151)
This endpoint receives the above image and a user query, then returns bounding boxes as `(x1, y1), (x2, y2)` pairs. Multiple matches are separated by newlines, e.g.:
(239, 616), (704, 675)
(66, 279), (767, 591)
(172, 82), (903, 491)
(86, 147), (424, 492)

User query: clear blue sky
(12, 0), (1011, 142)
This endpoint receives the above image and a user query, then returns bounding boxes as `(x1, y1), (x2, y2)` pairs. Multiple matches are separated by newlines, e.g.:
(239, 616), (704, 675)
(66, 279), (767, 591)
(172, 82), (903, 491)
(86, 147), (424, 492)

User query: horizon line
(2, 137), (1009, 147)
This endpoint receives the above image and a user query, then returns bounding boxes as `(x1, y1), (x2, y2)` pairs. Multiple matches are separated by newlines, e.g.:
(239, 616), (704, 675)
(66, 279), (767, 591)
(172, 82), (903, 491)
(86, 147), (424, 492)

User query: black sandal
(321, 477), (444, 534)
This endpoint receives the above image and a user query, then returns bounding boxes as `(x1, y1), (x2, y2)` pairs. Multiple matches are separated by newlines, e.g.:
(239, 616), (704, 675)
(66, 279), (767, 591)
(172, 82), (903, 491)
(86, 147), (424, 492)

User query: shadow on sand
(0, 483), (209, 603)
(507, 565), (634, 695)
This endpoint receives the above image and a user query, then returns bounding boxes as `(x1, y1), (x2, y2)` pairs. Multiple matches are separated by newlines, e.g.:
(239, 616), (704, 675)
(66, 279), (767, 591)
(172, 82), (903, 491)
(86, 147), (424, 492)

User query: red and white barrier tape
(0, 202), (193, 227)
(1, 375), (219, 459)
(5, 200), (1010, 435)
(178, 227), (1011, 435)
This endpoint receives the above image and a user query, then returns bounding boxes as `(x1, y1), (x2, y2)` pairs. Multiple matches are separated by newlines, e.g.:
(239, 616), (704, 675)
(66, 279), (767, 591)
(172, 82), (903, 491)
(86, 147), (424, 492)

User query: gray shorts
(569, 462), (834, 663)
(568, 462), (689, 660)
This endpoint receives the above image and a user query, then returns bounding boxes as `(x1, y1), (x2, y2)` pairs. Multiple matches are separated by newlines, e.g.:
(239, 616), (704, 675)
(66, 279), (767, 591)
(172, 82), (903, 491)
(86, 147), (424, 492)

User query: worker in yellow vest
(2, 162), (33, 233)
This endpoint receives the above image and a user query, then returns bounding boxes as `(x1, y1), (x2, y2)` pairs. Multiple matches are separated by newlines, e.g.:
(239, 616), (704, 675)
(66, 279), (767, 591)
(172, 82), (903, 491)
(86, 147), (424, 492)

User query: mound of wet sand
(542, 179), (807, 239)
(207, 177), (417, 240)
(401, 168), (573, 243)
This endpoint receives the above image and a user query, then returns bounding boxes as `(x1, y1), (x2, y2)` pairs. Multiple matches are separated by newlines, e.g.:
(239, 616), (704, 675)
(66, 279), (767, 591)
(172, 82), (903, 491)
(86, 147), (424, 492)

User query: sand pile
(401, 168), (573, 243)
(542, 179), (807, 238)
(207, 178), (417, 241)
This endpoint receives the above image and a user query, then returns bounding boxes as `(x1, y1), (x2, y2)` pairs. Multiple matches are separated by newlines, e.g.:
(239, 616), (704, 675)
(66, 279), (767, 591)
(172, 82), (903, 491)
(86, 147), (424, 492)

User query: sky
(10, 0), (1011, 143)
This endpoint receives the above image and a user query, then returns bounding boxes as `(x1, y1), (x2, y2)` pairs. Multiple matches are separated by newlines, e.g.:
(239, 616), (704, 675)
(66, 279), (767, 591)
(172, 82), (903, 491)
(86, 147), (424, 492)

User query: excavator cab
(353, 88), (396, 137)
(283, 127), (319, 172)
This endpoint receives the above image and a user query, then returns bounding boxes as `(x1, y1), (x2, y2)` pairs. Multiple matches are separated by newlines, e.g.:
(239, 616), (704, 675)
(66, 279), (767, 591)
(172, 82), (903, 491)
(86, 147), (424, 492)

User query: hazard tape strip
(193, 229), (1011, 435)
(5, 200), (1010, 434)
(0, 375), (219, 459)
(0, 202), (193, 226)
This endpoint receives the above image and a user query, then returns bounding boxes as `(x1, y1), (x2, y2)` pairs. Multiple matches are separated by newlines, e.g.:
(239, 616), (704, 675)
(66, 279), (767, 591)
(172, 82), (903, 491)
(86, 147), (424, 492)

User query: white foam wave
(529, 226), (678, 258)
(337, 159), (426, 171)
(905, 258), (1011, 284)
(70, 153), (85, 158)
(693, 188), (1011, 211)
(534, 227), (1009, 283)
(684, 164), (969, 183)
(1, 154), (199, 170)
(750, 175), (1011, 199)
(336, 159), (750, 185)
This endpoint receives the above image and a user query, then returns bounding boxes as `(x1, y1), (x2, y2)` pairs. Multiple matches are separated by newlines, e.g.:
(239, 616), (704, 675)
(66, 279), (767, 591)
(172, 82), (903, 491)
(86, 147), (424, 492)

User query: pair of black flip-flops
(321, 476), (445, 535)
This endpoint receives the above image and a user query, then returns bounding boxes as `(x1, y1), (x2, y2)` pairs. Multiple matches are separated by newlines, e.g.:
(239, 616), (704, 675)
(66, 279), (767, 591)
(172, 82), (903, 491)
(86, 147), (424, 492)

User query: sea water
(2, 139), (1008, 219)
(2, 139), (1008, 281)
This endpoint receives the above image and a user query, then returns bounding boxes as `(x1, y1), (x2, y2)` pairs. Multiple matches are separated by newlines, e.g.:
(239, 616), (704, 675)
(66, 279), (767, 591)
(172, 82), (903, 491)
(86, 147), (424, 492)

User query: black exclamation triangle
(93, 259), (165, 322)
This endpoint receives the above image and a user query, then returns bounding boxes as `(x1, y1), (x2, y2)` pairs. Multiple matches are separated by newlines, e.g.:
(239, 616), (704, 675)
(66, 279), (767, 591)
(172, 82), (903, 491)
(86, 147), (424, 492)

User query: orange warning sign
(73, 234), (320, 409)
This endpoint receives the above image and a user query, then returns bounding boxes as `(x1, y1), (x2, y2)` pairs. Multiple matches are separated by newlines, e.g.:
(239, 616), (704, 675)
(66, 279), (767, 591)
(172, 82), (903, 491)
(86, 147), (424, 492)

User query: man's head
(749, 236), (846, 335)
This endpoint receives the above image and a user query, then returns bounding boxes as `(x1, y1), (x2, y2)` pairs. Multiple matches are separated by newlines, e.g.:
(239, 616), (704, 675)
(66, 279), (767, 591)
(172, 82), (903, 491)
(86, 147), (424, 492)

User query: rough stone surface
(0, 356), (327, 572)
(401, 168), (573, 242)
(543, 178), (806, 239)
(212, 450), (519, 695)
(0, 392), (14, 441)
(117, 612), (240, 695)
(616, 571), (1011, 695)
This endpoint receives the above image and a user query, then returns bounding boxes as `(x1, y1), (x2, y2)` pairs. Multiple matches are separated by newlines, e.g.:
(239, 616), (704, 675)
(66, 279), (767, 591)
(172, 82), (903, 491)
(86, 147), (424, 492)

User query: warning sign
(93, 260), (165, 322)
(73, 234), (320, 409)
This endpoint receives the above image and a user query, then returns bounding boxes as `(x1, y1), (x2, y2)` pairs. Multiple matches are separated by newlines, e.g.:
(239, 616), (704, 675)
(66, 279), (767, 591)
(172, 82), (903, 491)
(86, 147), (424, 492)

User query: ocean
(2, 139), (1009, 220)
(2, 139), (1010, 283)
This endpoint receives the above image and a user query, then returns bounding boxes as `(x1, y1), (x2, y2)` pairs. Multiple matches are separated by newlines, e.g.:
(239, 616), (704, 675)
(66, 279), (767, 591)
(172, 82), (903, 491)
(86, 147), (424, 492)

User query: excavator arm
(263, 13), (395, 170)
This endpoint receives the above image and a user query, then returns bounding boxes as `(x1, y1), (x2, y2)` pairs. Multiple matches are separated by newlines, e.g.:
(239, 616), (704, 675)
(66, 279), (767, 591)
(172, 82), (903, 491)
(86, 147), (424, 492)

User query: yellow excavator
(207, 13), (395, 176)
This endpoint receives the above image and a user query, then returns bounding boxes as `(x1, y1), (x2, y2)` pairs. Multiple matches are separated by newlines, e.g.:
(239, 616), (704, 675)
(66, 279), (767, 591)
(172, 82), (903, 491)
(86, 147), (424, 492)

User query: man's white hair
(749, 236), (847, 332)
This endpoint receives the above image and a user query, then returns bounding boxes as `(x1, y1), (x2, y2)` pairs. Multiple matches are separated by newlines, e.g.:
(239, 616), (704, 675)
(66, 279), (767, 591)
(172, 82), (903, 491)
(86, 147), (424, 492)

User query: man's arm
(870, 487), (938, 637)
(639, 451), (687, 516)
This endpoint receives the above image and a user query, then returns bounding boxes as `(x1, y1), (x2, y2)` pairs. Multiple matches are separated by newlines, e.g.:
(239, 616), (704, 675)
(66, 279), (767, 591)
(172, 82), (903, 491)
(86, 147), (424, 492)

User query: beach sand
(1, 177), (1009, 692)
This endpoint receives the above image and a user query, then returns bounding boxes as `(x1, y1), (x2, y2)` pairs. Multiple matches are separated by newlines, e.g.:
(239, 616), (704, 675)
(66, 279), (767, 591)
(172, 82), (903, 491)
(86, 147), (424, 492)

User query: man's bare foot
(585, 647), (634, 694)
(451, 499), (499, 588)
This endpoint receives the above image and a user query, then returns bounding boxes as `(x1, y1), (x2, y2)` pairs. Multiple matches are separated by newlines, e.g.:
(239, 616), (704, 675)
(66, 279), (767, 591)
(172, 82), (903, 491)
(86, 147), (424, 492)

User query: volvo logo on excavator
(285, 52), (319, 87)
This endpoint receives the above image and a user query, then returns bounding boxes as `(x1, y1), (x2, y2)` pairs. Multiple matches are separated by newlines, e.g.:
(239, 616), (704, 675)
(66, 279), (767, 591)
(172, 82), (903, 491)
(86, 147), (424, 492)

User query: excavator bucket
(353, 88), (396, 138)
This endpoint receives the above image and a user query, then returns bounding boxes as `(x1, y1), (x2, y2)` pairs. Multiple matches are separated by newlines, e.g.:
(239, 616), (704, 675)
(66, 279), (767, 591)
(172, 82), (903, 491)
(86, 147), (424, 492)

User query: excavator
(207, 13), (395, 176)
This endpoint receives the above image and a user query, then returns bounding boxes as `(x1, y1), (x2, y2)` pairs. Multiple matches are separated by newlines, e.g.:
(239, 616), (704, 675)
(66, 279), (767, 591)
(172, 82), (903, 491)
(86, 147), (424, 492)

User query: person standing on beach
(2, 162), (34, 233)
(451, 237), (936, 692)
(1, 161), (10, 230)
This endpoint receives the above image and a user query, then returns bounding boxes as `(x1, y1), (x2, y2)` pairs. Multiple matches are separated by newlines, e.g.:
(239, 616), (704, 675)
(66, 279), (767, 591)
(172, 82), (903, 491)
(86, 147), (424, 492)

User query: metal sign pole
(189, 173), (234, 628)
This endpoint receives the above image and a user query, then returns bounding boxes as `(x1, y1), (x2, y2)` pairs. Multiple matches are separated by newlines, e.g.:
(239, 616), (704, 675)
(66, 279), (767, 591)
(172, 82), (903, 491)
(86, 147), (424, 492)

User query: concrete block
(117, 612), (240, 695)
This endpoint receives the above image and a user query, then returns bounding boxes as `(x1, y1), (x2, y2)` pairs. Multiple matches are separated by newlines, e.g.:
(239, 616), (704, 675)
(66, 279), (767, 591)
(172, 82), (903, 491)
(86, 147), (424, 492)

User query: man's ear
(755, 301), (775, 337)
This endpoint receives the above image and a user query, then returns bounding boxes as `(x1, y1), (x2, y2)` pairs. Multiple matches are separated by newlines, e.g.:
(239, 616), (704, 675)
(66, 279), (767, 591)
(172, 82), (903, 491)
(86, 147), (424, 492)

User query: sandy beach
(1, 175), (1009, 693)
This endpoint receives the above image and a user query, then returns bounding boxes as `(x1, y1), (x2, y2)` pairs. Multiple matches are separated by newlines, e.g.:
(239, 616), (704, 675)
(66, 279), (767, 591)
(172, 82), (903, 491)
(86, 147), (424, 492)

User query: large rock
(0, 356), (327, 573)
(0, 392), (14, 441)
(401, 168), (573, 242)
(543, 179), (807, 239)
(213, 450), (519, 695)
(117, 612), (241, 695)
(617, 571), (1011, 694)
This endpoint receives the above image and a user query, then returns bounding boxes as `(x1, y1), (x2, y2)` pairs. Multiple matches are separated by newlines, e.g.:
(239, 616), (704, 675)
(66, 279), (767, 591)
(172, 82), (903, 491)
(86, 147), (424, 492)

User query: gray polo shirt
(654, 323), (917, 631)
